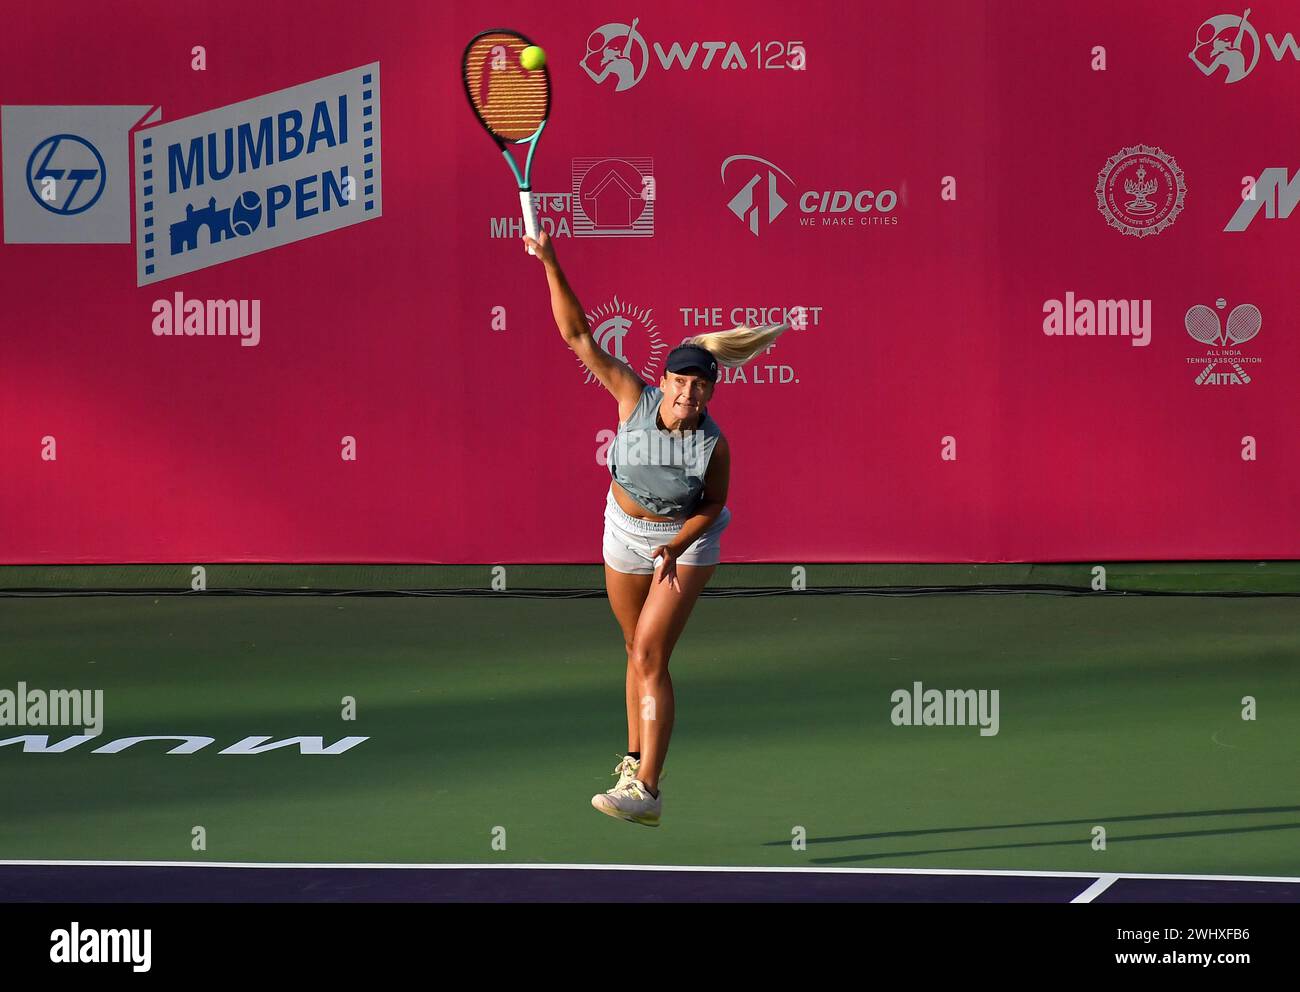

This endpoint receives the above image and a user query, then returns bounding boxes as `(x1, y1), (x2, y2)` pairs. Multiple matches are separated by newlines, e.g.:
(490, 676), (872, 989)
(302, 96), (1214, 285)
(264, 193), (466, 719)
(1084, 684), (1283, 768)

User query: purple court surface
(2, 864), (1297, 902)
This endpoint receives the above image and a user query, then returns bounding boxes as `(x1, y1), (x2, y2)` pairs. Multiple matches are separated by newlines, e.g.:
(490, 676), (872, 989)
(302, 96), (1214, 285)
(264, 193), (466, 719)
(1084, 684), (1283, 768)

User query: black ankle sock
(644, 784), (659, 799)
(626, 751), (641, 761)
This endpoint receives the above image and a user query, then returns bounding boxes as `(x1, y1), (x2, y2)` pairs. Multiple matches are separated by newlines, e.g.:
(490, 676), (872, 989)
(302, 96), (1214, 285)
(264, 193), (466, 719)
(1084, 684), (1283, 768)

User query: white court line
(0, 860), (1298, 884)
(1070, 874), (1119, 903)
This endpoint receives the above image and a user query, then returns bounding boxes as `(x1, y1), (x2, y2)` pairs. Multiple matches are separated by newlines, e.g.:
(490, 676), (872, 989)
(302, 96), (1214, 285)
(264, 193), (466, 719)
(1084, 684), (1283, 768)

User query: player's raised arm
(525, 231), (644, 408)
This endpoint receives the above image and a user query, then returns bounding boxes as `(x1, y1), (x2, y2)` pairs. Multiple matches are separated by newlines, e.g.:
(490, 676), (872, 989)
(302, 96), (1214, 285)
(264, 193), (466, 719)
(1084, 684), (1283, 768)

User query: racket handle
(520, 190), (540, 254)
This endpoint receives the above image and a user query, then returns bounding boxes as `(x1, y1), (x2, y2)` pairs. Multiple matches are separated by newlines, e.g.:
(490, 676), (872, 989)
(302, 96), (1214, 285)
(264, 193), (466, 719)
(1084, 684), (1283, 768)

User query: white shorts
(602, 488), (731, 574)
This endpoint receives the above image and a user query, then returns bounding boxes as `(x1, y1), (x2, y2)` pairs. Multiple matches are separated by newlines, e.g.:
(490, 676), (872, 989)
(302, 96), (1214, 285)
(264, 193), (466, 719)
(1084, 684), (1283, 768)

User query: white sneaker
(591, 778), (661, 827)
(606, 754), (641, 794)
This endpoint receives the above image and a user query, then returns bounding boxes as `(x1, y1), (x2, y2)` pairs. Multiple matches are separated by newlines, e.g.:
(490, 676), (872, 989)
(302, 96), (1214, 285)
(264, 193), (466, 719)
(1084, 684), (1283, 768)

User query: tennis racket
(462, 29), (553, 255)
(1225, 303), (1260, 381)
(1224, 303), (1261, 345)
(1232, 9), (1252, 49)
(1184, 305), (1223, 346)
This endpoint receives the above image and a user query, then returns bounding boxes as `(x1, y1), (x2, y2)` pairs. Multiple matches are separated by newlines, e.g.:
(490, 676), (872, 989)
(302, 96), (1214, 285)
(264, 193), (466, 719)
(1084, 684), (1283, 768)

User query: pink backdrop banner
(1, 0), (1296, 563)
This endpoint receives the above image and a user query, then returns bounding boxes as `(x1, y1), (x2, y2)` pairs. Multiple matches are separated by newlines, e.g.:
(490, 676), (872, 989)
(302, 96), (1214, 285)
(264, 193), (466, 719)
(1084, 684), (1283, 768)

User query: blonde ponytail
(682, 322), (790, 369)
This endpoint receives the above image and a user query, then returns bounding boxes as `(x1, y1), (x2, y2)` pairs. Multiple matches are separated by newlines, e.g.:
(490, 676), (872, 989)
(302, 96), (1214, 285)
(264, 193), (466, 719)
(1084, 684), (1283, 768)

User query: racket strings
(1184, 306), (1222, 345)
(1225, 304), (1261, 344)
(464, 36), (549, 141)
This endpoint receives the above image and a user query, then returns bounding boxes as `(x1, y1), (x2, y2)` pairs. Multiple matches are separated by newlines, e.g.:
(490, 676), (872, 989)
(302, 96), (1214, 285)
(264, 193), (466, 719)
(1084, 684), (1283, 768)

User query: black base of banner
(0, 901), (1291, 979)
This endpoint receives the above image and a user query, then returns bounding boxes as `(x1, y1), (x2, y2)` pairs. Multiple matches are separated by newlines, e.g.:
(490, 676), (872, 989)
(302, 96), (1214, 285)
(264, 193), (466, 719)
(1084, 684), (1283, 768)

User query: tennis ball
(521, 45), (546, 70)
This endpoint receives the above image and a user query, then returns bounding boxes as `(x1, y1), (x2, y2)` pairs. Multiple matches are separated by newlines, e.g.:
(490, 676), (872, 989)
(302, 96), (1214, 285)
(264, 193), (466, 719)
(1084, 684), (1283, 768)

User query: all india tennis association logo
(1184, 298), (1262, 386)
(578, 294), (667, 386)
(722, 154), (901, 236)
(490, 157), (654, 241)
(1095, 145), (1186, 237)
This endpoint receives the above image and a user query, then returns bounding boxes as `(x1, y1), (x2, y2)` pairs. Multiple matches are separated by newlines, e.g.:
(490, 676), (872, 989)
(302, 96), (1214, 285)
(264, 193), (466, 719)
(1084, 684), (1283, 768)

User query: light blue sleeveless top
(609, 386), (722, 518)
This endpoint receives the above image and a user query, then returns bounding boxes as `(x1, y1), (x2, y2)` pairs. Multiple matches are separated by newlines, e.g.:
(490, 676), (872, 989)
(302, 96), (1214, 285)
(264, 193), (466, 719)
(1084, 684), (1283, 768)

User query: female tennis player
(525, 230), (787, 826)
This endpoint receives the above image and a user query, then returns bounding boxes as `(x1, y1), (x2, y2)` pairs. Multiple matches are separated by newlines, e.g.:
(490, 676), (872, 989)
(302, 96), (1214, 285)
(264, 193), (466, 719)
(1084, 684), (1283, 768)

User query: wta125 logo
(1189, 9), (1300, 83)
(580, 18), (805, 92)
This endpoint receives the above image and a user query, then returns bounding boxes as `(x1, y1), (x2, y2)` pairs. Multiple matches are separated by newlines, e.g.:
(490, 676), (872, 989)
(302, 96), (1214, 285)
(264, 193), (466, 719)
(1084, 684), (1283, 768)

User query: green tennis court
(3, 563), (1297, 898)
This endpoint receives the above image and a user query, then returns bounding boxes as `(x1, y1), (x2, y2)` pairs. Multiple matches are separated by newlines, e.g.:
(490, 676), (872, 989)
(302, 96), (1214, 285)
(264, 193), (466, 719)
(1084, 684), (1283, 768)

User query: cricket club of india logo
(1184, 298), (1262, 386)
(578, 295), (667, 385)
(1096, 145), (1187, 237)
